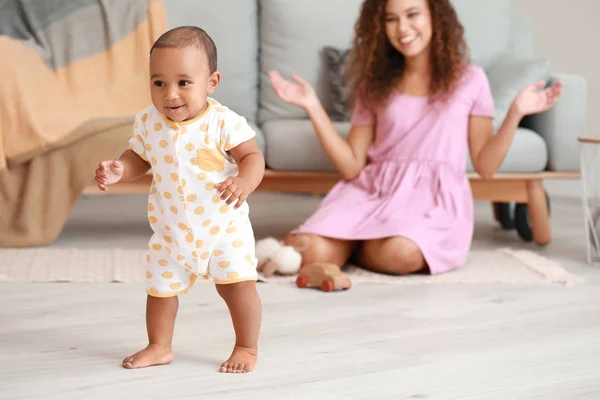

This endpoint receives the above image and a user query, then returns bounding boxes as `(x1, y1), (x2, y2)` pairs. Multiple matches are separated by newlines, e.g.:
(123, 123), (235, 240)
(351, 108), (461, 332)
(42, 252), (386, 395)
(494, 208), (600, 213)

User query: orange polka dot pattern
(127, 99), (258, 296)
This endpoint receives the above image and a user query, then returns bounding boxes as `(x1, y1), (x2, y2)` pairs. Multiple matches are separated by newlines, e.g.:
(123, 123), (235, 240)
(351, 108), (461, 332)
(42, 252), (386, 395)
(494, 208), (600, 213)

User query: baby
(95, 26), (264, 373)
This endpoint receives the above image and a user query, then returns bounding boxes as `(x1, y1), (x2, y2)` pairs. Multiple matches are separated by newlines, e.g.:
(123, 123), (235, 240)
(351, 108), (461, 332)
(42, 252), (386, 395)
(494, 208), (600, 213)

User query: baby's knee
(215, 280), (256, 300)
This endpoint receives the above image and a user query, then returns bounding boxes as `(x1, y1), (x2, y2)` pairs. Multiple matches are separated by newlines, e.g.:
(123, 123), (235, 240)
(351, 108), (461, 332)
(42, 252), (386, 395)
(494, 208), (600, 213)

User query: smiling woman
(267, 0), (564, 277)
(346, 0), (468, 108)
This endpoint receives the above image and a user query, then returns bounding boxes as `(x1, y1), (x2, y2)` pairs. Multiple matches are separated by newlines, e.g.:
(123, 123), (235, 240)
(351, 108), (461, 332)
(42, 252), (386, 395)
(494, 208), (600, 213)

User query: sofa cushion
(262, 119), (351, 170)
(264, 120), (547, 173)
(452, 0), (514, 69)
(486, 57), (551, 130)
(259, 0), (364, 123)
(164, 0), (258, 122)
(466, 127), (548, 173)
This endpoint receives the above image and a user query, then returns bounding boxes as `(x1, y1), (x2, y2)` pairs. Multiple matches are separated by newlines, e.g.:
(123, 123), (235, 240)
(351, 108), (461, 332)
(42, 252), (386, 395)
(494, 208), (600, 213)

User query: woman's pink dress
(295, 65), (495, 274)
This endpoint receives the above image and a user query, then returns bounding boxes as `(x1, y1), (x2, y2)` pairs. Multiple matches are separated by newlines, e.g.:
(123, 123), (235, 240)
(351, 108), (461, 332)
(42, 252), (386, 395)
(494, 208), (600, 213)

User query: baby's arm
(95, 150), (150, 192)
(229, 141), (265, 193)
(215, 140), (265, 208)
(96, 110), (153, 191)
(117, 150), (151, 181)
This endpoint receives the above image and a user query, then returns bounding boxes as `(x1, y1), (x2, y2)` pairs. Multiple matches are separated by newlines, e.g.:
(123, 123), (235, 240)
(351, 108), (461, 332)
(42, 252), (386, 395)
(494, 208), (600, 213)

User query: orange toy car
(295, 263), (352, 292)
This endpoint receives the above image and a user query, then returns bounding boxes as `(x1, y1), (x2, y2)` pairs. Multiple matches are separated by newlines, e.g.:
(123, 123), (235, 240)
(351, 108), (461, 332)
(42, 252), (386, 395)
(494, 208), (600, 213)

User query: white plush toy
(255, 237), (302, 277)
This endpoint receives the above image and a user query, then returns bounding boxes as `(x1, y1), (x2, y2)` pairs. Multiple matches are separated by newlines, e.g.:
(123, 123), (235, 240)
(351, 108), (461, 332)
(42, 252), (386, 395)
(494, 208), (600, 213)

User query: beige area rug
(0, 247), (584, 285)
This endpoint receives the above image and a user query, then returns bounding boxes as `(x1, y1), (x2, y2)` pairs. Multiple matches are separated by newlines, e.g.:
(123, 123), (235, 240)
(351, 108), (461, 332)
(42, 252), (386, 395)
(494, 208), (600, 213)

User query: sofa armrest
(521, 72), (587, 171)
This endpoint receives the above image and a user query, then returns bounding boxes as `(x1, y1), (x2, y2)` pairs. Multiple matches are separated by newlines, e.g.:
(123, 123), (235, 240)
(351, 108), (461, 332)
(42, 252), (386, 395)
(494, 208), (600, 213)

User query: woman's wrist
(507, 102), (525, 121)
(304, 97), (323, 117)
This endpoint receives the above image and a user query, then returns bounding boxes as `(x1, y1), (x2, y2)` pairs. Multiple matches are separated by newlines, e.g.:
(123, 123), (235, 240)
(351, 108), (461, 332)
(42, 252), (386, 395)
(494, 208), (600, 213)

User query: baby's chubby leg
(216, 281), (262, 373)
(122, 295), (178, 369)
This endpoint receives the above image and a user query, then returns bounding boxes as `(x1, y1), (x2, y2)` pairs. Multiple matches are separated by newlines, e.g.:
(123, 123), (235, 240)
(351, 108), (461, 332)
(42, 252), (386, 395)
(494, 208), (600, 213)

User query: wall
(517, 0), (598, 136)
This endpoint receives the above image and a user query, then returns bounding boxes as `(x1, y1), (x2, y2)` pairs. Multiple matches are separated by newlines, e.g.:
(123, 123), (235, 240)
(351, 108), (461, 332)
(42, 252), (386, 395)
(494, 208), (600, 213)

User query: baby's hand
(215, 176), (252, 209)
(95, 160), (124, 192)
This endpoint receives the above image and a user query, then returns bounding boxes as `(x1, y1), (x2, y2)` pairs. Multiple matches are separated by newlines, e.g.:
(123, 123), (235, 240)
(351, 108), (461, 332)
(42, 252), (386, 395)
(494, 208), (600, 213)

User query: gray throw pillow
(323, 46), (352, 121)
(486, 57), (552, 130)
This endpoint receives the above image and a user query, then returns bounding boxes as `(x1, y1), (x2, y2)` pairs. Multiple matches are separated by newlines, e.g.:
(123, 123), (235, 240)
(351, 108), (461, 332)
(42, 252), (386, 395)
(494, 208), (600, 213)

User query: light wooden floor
(2, 183), (600, 399)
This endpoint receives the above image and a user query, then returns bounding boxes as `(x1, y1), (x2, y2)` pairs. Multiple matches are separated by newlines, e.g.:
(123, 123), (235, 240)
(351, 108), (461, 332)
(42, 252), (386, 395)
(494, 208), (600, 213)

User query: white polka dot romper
(128, 98), (259, 297)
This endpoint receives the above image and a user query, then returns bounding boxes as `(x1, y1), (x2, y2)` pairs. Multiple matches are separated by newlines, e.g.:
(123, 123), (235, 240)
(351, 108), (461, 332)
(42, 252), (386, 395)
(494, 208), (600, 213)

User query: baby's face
(149, 46), (219, 122)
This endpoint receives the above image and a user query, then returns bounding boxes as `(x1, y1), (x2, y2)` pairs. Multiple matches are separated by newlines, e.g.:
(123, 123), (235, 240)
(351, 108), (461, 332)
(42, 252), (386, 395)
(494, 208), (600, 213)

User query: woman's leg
(285, 233), (357, 266)
(358, 236), (427, 275)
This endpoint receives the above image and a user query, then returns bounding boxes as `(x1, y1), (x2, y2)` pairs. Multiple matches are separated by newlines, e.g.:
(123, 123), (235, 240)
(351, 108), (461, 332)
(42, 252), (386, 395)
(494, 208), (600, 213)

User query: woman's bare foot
(122, 344), (174, 369)
(219, 345), (258, 373)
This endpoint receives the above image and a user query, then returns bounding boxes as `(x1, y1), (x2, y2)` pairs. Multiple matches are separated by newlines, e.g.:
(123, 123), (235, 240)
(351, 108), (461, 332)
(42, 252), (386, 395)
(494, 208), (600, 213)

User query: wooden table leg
(526, 179), (551, 245)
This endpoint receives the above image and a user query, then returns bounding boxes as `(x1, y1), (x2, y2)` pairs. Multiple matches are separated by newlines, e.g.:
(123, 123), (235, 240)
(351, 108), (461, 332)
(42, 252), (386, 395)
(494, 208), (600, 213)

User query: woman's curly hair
(346, 0), (469, 109)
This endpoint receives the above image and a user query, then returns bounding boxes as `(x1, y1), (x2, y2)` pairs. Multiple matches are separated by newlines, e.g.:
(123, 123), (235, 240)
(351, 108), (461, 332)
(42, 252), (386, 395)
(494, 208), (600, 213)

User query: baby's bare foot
(219, 345), (258, 373)
(122, 344), (174, 369)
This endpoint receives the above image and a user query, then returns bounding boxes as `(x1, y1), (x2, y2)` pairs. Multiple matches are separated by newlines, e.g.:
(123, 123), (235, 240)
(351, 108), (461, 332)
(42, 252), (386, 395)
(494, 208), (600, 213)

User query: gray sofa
(112, 0), (584, 246)
(165, 0), (586, 174)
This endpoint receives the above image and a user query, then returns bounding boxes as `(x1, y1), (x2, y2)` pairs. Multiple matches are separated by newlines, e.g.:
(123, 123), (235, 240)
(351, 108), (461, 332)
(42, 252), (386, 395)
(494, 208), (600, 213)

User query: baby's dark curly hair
(346, 0), (469, 109)
(151, 26), (218, 73)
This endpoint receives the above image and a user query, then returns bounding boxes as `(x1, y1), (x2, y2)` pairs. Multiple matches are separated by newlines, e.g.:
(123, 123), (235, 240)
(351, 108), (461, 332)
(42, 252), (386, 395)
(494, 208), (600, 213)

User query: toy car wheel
(296, 275), (308, 288)
(321, 279), (334, 292)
